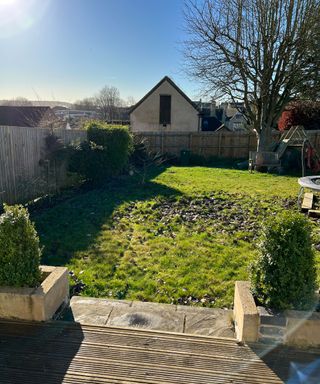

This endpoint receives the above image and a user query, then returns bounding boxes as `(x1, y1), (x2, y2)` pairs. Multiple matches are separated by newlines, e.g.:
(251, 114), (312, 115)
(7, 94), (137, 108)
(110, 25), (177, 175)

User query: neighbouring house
(225, 111), (248, 132)
(0, 106), (58, 128)
(194, 100), (248, 132)
(217, 102), (248, 132)
(130, 76), (200, 132)
(54, 109), (99, 120)
(201, 116), (223, 131)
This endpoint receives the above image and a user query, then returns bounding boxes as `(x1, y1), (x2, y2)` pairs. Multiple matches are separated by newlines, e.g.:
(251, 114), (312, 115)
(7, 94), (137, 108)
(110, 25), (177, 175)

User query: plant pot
(233, 281), (320, 347)
(0, 266), (69, 321)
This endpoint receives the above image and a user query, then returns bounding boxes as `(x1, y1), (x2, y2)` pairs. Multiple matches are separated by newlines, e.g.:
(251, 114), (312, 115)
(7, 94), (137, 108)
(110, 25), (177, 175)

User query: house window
(159, 95), (171, 125)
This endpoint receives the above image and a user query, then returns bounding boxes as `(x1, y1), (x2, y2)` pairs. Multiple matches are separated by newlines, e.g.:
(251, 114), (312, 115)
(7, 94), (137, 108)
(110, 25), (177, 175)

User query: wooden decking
(0, 319), (296, 383)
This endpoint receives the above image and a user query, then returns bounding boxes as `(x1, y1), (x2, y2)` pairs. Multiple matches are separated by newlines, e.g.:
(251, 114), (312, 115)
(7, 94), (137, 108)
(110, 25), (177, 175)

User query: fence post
(161, 131), (164, 154)
(218, 133), (222, 158)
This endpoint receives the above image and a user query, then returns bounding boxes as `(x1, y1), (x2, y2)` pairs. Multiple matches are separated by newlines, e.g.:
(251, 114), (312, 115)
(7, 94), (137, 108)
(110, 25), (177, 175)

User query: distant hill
(0, 100), (73, 108)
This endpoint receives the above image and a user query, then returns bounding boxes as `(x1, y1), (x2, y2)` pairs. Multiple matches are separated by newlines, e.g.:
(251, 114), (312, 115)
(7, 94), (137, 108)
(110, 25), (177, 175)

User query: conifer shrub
(69, 121), (132, 184)
(0, 205), (41, 287)
(250, 210), (317, 310)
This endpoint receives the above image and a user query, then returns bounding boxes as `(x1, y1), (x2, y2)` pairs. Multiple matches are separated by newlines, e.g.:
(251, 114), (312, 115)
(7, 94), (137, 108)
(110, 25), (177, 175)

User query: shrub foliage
(70, 121), (132, 184)
(0, 205), (41, 287)
(278, 101), (320, 131)
(250, 210), (316, 310)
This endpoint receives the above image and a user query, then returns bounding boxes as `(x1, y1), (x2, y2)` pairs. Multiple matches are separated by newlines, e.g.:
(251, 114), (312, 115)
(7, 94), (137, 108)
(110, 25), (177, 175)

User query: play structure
(249, 125), (320, 174)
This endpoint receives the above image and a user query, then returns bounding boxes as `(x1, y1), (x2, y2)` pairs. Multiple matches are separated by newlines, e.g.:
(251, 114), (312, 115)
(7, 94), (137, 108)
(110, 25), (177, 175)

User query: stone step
(63, 296), (235, 338)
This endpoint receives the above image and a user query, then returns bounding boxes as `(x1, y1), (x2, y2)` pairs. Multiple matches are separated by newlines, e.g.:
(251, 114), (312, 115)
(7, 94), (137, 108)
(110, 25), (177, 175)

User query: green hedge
(250, 210), (317, 310)
(70, 121), (132, 184)
(0, 205), (41, 287)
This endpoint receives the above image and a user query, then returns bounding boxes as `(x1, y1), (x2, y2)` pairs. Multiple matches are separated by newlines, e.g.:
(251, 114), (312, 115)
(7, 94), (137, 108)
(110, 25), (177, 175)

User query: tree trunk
(255, 121), (274, 170)
(256, 127), (273, 152)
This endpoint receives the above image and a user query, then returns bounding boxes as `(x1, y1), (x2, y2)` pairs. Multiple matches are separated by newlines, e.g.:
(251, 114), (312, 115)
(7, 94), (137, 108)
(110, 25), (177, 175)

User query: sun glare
(0, 0), (17, 5)
(0, 0), (50, 39)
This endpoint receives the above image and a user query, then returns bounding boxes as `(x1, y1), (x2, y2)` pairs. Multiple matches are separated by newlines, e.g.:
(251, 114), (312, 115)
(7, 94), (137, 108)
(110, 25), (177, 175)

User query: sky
(0, 0), (201, 104)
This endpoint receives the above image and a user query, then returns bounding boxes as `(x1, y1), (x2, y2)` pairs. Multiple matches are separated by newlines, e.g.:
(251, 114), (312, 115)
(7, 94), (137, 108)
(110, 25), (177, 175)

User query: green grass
(154, 167), (299, 197)
(31, 166), (320, 308)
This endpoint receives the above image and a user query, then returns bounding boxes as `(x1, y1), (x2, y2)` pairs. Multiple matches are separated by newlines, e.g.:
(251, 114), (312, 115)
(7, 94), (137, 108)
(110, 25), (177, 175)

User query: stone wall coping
(34, 266), (67, 296)
(233, 281), (259, 342)
(0, 266), (67, 297)
(235, 281), (258, 316)
(285, 310), (320, 320)
(257, 307), (320, 321)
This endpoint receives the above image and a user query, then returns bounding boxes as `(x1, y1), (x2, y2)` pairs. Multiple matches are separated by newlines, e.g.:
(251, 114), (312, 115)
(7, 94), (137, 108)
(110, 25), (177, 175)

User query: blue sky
(0, 0), (200, 103)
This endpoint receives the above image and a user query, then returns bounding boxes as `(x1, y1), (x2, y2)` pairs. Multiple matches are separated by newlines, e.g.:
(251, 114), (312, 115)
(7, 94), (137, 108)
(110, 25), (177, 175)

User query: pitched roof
(0, 106), (56, 127)
(130, 76), (200, 113)
(215, 124), (232, 132)
(201, 116), (223, 131)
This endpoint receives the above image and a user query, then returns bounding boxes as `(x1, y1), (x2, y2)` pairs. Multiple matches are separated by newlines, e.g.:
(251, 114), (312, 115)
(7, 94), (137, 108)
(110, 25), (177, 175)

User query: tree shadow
(30, 165), (182, 265)
(248, 342), (320, 383)
(0, 320), (84, 384)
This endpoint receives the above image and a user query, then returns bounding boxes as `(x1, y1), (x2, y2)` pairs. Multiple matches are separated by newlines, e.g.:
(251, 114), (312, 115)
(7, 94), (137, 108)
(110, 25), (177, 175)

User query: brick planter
(0, 266), (69, 321)
(233, 281), (320, 347)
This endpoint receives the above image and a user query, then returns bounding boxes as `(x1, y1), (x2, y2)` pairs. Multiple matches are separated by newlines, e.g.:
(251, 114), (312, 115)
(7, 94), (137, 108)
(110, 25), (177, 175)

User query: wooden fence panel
(0, 126), (86, 204)
(135, 130), (320, 160)
(136, 131), (258, 159)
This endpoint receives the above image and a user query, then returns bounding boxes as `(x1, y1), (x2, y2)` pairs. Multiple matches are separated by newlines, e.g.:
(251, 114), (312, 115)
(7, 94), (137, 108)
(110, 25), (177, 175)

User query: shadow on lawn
(30, 166), (182, 266)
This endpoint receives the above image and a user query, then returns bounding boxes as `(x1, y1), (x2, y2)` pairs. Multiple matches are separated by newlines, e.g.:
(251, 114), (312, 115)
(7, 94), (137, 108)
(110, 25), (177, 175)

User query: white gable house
(130, 76), (200, 132)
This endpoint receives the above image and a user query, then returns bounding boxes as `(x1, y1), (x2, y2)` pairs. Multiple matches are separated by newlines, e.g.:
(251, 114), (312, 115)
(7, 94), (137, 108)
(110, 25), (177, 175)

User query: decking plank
(0, 320), (285, 384)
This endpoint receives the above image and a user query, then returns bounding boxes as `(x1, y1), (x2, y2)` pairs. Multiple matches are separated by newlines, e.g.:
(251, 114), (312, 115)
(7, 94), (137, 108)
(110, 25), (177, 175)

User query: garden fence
(0, 125), (86, 204)
(135, 130), (320, 159)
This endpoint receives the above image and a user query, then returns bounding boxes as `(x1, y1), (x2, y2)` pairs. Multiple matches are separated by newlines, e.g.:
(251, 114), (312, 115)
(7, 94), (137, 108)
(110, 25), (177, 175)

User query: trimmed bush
(0, 205), (41, 287)
(69, 121), (132, 184)
(250, 210), (317, 310)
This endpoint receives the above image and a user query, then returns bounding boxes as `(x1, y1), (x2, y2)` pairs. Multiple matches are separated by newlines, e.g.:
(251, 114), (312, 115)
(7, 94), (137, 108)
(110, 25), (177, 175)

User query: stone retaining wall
(0, 266), (69, 321)
(234, 281), (320, 347)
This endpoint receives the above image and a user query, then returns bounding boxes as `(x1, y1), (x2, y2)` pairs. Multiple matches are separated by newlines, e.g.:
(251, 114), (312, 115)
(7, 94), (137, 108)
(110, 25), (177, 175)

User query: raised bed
(233, 281), (320, 347)
(0, 266), (69, 321)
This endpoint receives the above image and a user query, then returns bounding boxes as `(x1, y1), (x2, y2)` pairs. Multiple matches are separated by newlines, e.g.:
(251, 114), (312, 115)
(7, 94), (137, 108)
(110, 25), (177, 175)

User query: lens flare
(0, 0), (17, 5)
(0, 0), (50, 39)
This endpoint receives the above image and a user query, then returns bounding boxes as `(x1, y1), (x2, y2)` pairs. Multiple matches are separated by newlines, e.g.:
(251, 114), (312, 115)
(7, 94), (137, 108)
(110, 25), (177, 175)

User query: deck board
(0, 320), (292, 383)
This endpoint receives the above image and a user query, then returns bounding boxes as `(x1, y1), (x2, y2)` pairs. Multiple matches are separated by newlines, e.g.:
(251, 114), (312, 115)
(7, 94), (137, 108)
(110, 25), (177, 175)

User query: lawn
(31, 166), (320, 308)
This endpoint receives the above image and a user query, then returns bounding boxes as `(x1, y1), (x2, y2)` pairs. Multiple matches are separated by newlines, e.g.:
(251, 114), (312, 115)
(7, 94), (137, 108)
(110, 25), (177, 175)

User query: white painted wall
(130, 80), (199, 132)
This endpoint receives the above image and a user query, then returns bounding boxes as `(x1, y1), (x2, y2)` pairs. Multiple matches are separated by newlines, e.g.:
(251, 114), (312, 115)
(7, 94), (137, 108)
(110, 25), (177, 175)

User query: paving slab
(184, 308), (234, 337)
(67, 296), (235, 337)
(131, 300), (177, 312)
(107, 306), (185, 332)
(177, 305), (221, 314)
(70, 296), (132, 325)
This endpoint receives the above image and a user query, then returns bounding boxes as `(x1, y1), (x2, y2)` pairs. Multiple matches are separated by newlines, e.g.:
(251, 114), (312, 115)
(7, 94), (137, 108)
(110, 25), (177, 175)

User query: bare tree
(126, 96), (137, 108)
(95, 85), (121, 121)
(184, 0), (320, 152)
(73, 97), (97, 111)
